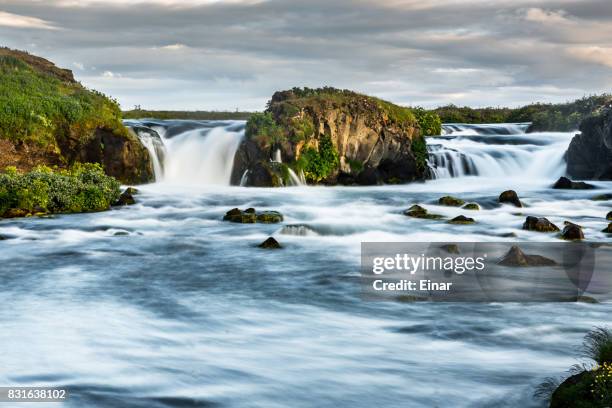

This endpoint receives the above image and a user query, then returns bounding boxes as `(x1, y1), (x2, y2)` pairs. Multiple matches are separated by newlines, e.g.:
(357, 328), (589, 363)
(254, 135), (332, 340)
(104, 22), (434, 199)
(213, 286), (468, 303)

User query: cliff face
(231, 88), (428, 186)
(0, 48), (153, 184)
(566, 106), (612, 180)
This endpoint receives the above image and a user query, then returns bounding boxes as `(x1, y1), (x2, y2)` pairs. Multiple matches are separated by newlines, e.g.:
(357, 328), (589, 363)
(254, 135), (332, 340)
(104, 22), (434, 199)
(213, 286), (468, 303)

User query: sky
(0, 0), (611, 111)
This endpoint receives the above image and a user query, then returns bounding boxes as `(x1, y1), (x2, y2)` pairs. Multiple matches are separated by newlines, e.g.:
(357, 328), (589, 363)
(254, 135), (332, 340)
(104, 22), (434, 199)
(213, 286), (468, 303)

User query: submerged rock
(497, 245), (557, 267)
(498, 190), (522, 207)
(440, 244), (460, 254)
(522, 216), (560, 232)
(124, 187), (139, 195)
(403, 205), (443, 220)
(602, 223), (612, 233)
(552, 176), (595, 190)
(438, 196), (465, 206)
(592, 193), (612, 201)
(462, 203), (480, 210)
(561, 222), (585, 240)
(448, 215), (475, 224)
(258, 237), (281, 249)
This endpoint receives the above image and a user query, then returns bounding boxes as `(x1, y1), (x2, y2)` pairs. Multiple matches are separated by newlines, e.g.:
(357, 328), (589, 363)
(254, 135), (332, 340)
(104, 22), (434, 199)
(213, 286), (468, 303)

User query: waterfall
(271, 146), (305, 186)
(128, 125), (166, 181)
(126, 120), (245, 186)
(428, 123), (574, 180)
(240, 170), (249, 187)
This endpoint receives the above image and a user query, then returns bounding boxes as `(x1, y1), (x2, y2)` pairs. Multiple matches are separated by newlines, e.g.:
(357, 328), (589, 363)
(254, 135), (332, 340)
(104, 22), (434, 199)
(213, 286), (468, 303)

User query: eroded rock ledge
(231, 87), (430, 187)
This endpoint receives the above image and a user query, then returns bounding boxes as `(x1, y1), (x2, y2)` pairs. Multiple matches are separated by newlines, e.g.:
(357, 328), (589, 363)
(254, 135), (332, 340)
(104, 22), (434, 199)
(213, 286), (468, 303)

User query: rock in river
(498, 190), (522, 207)
(448, 215), (475, 224)
(497, 246), (556, 267)
(561, 222), (584, 240)
(438, 196), (465, 206)
(403, 205), (443, 220)
(223, 208), (283, 224)
(552, 176), (595, 190)
(258, 237), (281, 249)
(522, 216), (560, 232)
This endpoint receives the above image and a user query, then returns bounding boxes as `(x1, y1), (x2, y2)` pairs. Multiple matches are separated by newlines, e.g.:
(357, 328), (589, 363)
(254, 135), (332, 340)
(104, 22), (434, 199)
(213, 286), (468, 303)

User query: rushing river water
(1, 121), (611, 407)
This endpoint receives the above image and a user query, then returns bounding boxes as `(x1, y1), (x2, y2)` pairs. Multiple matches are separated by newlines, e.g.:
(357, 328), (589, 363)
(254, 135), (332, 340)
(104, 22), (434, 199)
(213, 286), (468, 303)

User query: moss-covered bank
(0, 48), (153, 184)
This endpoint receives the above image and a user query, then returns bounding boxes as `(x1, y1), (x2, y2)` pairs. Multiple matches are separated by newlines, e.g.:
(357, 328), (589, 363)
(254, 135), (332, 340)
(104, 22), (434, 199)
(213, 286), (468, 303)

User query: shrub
(245, 112), (285, 147)
(411, 137), (428, 171)
(413, 107), (442, 136)
(0, 163), (121, 217)
(296, 136), (339, 182)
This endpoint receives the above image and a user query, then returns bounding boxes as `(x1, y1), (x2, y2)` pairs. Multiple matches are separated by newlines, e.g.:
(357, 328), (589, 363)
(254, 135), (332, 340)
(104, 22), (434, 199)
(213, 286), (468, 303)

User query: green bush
(411, 137), (429, 171)
(245, 112), (285, 147)
(0, 163), (121, 217)
(296, 136), (339, 183)
(413, 107), (442, 136)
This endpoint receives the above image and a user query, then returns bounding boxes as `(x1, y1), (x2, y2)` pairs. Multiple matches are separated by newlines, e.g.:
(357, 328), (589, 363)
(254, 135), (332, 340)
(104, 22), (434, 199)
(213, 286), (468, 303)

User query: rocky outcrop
(561, 222), (584, 240)
(566, 105), (612, 180)
(403, 205), (443, 220)
(231, 88), (428, 187)
(522, 216), (560, 233)
(259, 237), (282, 249)
(223, 208), (284, 224)
(0, 48), (153, 184)
(438, 196), (465, 206)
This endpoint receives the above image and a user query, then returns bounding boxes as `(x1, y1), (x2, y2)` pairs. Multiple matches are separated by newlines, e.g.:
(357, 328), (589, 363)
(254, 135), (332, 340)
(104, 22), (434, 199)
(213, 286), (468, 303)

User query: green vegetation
(246, 112), (284, 147)
(412, 107), (442, 136)
(0, 49), (127, 147)
(296, 136), (339, 183)
(537, 327), (612, 408)
(123, 110), (253, 120)
(433, 94), (612, 131)
(0, 163), (121, 218)
(411, 137), (429, 171)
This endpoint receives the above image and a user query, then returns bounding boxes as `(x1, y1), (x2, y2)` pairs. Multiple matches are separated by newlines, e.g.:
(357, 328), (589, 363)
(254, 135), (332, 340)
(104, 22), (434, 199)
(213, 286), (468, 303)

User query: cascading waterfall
(128, 120), (245, 186)
(270, 147), (305, 187)
(428, 123), (575, 180)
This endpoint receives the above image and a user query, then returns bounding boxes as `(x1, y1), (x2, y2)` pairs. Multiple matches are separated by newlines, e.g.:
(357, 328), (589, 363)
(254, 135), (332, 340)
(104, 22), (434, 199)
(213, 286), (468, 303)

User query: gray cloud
(0, 0), (610, 110)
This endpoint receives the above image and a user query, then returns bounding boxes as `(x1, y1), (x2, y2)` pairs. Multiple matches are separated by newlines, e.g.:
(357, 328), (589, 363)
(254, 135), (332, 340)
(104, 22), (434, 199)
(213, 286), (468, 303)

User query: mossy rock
(438, 196), (465, 206)
(448, 215), (475, 224)
(223, 208), (257, 223)
(602, 223), (612, 234)
(550, 371), (605, 408)
(606, 211), (612, 221)
(114, 189), (136, 206)
(403, 204), (443, 220)
(462, 203), (480, 210)
(522, 216), (560, 233)
(256, 211), (284, 223)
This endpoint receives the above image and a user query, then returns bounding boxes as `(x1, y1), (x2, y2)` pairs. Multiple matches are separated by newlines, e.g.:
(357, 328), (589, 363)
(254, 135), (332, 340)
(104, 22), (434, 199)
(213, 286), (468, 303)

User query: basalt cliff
(230, 87), (433, 187)
(566, 104), (612, 180)
(0, 48), (153, 184)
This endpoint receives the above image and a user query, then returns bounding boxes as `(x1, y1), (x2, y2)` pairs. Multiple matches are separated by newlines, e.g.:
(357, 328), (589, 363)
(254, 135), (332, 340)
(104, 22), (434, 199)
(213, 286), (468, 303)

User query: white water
(428, 123), (573, 179)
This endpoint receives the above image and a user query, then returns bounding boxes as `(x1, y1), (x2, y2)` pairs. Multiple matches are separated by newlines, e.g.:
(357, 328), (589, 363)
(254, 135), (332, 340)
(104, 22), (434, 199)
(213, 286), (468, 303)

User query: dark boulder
(602, 223), (612, 234)
(561, 222), (584, 240)
(607, 211), (612, 220)
(522, 216), (560, 232)
(258, 237), (281, 249)
(497, 245), (556, 267)
(113, 189), (136, 206)
(438, 196), (465, 206)
(549, 371), (594, 408)
(448, 215), (475, 224)
(552, 176), (595, 190)
(499, 190), (522, 207)
(566, 105), (612, 180)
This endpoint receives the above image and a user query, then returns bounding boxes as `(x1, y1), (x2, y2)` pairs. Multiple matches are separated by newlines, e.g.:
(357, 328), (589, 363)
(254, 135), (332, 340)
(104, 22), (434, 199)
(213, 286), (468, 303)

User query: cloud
(0, 11), (57, 29)
(0, 0), (610, 109)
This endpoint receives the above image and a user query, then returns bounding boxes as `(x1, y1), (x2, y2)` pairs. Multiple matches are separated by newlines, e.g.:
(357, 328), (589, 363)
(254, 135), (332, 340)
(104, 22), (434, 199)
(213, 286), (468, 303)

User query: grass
(0, 49), (128, 149)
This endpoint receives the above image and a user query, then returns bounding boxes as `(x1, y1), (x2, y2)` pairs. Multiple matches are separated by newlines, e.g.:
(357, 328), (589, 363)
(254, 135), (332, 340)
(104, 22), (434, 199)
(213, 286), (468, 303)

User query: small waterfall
(429, 123), (574, 180)
(270, 147), (304, 186)
(129, 126), (166, 181)
(272, 148), (282, 163)
(240, 170), (249, 187)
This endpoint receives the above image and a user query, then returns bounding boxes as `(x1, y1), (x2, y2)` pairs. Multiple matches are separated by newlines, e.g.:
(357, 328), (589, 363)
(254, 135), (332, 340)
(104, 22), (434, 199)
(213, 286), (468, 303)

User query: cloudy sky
(1, 0), (611, 110)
